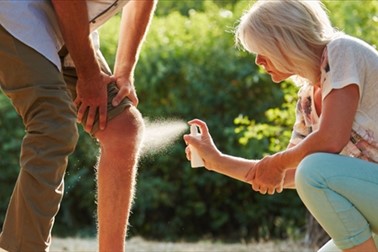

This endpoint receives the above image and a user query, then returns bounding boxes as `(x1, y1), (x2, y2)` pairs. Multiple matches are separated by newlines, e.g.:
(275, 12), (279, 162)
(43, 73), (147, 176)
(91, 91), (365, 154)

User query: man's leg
(0, 25), (79, 251)
(62, 52), (144, 251)
(95, 106), (144, 252)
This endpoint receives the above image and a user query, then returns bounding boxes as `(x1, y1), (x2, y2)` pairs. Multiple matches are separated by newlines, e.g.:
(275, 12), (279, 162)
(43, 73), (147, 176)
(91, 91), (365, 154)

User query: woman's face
(255, 54), (292, 83)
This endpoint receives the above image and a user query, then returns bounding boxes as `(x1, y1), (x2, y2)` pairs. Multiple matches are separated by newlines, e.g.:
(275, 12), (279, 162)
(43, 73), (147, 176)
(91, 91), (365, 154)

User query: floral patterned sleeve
(290, 86), (314, 146)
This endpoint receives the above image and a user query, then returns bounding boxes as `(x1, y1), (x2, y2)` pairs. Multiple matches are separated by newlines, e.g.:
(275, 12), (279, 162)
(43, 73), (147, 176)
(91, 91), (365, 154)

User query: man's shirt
(0, 0), (128, 70)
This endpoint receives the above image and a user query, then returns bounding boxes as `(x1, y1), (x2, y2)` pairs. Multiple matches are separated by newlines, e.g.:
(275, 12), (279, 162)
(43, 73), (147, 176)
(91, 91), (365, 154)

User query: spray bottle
(189, 124), (204, 168)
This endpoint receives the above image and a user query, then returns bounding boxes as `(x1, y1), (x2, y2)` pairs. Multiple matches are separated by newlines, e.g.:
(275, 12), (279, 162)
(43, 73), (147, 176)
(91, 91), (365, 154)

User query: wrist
(114, 62), (135, 77)
(76, 64), (102, 80)
(274, 151), (288, 172)
(114, 74), (134, 86)
(206, 150), (223, 171)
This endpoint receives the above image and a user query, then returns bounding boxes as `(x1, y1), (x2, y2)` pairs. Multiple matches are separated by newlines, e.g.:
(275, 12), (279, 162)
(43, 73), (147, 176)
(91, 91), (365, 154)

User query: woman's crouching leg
(295, 153), (378, 250)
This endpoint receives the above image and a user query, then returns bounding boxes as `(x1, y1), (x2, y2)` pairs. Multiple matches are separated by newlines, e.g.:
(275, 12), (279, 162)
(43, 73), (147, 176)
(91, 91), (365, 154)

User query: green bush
(325, 0), (378, 48)
(120, 1), (304, 241)
(0, 95), (23, 225)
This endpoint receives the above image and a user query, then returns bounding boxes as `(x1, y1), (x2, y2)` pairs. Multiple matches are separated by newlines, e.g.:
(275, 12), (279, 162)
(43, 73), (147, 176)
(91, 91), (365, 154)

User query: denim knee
(295, 152), (331, 194)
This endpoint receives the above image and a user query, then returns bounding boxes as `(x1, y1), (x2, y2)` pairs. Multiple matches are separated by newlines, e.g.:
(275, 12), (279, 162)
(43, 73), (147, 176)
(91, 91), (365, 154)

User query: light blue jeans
(295, 153), (378, 251)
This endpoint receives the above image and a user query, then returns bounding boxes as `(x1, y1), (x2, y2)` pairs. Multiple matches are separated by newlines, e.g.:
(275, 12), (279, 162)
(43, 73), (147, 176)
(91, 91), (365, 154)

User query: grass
(50, 236), (313, 252)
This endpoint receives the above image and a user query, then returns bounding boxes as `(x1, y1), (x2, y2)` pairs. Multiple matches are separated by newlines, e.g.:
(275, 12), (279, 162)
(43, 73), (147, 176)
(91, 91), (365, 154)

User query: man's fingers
(112, 86), (129, 106)
(98, 105), (107, 130)
(84, 107), (97, 132)
(76, 102), (87, 123)
(75, 102), (107, 132)
(112, 86), (139, 107)
(128, 89), (139, 106)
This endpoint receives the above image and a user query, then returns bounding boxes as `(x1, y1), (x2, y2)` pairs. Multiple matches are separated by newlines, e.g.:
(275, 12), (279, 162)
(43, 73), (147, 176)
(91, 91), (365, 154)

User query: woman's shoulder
(328, 35), (377, 54)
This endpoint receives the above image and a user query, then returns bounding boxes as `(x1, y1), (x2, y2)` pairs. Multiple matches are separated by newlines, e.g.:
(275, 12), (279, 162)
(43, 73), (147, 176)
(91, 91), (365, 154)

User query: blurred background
(0, 0), (377, 250)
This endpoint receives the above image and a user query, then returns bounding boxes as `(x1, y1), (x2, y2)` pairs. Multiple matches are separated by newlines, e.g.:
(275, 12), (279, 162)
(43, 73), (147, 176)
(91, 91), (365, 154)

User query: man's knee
(21, 121), (79, 183)
(24, 96), (79, 154)
(96, 106), (145, 149)
(19, 90), (79, 181)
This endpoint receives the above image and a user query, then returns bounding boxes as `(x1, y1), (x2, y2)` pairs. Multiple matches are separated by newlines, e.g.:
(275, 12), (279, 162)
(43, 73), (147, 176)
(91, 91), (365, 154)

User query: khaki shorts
(62, 66), (133, 135)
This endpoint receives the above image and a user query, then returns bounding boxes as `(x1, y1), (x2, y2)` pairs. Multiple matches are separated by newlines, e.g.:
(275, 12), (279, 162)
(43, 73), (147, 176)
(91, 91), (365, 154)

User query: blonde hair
(235, 0), (341, 85)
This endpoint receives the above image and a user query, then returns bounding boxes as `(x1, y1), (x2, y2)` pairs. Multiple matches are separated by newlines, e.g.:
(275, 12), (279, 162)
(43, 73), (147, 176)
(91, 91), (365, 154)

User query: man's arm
(112, 0), (157, 107)
(51, 0), (113, 132)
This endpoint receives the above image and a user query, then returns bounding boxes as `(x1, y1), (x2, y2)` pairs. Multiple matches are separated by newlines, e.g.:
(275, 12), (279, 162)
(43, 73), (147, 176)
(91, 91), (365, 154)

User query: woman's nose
(255, 54), (265, 66)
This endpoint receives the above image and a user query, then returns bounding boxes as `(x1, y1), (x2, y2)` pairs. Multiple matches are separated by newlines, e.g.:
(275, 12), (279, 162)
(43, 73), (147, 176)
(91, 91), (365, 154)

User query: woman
(183, 1), (378, 251)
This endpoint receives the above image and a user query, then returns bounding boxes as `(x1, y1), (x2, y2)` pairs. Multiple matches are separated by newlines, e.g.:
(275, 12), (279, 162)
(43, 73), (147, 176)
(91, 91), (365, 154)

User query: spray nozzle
(190, 124), (200, 136)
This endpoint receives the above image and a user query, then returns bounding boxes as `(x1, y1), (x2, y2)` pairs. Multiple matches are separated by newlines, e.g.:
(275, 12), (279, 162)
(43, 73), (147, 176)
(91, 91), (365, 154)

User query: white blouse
(290, 35), (378, 163)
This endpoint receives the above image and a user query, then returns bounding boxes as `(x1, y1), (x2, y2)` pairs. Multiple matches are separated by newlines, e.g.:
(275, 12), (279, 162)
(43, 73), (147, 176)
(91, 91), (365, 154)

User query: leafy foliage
(234, 81), (297, 155)
(120, 1), (304, 241)
(324, 0), (378, 49)
(0, 94), (23, 225)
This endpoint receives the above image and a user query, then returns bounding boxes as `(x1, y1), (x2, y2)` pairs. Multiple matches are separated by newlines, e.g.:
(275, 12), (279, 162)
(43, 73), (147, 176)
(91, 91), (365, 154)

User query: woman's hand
(245, 153), (285, 195)
(183, 119), (222, 170)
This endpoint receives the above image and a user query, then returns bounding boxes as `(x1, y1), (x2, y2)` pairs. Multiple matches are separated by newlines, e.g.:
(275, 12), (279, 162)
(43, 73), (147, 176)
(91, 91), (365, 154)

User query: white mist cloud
(140, 118), (188, 157)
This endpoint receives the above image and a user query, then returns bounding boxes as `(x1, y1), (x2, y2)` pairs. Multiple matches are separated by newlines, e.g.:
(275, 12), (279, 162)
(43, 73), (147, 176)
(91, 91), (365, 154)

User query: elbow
(320, 137), (349, 154)
(324, 145), (345, 154)
(313, 129), (350, 154)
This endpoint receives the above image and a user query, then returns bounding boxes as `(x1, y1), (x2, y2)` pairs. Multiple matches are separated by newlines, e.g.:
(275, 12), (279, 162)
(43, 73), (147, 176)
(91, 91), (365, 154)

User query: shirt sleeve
(321, 36), (364, 100)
